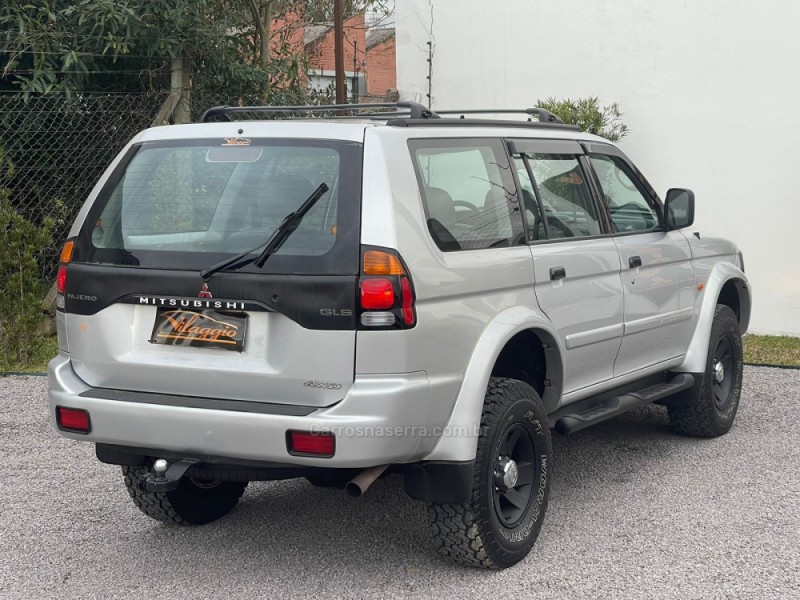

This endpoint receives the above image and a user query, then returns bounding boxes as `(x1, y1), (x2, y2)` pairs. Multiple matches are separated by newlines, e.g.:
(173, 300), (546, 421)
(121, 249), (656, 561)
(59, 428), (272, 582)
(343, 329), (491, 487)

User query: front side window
(521, 153), (602, 239)
(409, 139), (524, 251)
(78, 139), (363, 275)
(590, 154), (660, 233)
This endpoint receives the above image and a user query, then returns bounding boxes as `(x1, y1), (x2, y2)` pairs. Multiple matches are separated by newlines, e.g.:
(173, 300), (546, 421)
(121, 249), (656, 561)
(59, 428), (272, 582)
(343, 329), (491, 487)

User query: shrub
(0, 152), (55, 369)
(537, 97), (629, 142)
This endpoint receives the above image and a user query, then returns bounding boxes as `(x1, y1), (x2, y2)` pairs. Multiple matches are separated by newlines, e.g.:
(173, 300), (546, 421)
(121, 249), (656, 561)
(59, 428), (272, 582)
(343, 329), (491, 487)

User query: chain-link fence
(0, 91), (166, 279)
(0, 90), (394, 282)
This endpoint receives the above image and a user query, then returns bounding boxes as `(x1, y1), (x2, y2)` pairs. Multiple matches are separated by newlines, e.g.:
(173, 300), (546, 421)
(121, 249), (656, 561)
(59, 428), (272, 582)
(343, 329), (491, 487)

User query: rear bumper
(48, 353), (432, 468)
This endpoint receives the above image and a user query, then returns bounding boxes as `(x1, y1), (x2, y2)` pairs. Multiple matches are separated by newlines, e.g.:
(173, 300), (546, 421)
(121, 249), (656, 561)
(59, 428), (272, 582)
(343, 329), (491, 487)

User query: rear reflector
(287, 431), (335, 457)
(360, 277), (395, 310)
(56, 406), (91, 433)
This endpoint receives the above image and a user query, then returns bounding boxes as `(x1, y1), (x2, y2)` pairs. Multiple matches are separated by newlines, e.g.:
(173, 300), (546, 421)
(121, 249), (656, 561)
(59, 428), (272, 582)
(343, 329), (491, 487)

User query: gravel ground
(1, 367), (799, 599)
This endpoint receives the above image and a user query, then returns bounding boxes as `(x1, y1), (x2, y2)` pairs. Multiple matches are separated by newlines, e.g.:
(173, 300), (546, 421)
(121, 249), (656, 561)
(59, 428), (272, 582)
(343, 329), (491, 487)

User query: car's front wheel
(668, 304), (743, 437)
(428, 378), (552, 569)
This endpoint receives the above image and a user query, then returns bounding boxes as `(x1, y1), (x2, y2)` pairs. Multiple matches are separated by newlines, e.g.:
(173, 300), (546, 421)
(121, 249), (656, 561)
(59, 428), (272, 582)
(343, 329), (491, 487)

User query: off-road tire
(122, 463), (247, 525)
(428, 378), (552, 569)
(668, 304), (743, 437)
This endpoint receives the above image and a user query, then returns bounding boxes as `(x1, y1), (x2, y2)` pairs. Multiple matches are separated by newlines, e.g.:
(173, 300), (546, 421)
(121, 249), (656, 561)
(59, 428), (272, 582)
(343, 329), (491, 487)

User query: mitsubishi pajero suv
(48, 102), (750, 568)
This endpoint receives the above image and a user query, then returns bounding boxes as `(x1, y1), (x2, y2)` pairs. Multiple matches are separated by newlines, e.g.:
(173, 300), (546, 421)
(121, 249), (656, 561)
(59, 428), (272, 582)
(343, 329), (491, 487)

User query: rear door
(509, 139), (624, 394)
(62, 137), (363, 407)
(583, 142), (695, 375)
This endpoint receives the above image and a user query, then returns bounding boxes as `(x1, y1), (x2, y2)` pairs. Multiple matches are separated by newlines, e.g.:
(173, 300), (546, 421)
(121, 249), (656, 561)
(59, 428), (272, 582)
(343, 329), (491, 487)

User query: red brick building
(364, 28), (397, 100)
(304, 13), (397, 102)
(305, 14), (366, 100)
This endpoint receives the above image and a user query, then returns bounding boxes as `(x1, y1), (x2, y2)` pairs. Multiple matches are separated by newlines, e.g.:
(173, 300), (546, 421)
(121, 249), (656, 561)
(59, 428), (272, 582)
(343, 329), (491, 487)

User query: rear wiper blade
(254, 182), (330, 267)
(200, 182), (329, 282)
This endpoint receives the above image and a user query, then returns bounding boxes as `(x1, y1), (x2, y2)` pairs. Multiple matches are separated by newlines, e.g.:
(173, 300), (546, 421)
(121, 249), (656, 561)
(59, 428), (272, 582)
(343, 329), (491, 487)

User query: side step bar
(554, 374), (695, 435)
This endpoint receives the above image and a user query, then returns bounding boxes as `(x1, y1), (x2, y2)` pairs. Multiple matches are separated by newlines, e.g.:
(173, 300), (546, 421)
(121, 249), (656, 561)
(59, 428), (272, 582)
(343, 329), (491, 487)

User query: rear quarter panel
(358, 128), (557, 459)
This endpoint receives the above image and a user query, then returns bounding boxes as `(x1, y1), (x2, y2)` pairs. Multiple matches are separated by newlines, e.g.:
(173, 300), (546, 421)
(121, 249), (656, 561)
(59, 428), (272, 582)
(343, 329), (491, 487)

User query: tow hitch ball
(143, 459), (198, 492)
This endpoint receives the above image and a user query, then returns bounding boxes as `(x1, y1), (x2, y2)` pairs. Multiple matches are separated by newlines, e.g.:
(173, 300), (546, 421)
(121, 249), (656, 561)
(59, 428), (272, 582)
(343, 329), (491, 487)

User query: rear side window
(78, 139), (363, 275)
(409, 139), (524, 251)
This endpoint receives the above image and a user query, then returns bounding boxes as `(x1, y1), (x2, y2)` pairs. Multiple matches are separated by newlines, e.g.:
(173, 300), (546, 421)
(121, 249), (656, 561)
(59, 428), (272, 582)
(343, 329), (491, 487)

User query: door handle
(629, 256), (642, 269)
(550, 266), (566, 281)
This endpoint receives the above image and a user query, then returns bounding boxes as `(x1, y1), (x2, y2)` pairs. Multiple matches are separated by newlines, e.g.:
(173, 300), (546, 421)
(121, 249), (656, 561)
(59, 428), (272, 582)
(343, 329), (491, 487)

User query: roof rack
(199, 101), (436, 122)
(198, 103), (574, 130)
(435, 108), (564, 124)
(386, 118), (580, 132)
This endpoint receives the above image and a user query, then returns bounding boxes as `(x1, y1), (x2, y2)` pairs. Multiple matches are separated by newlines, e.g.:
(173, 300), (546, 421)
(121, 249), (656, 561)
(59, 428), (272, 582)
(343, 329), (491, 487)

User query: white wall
(396, 0), (800, 335)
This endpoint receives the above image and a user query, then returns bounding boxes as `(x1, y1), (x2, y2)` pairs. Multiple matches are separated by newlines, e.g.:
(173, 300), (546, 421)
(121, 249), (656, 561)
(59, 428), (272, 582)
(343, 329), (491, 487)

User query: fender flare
(674, 262), (750, 373)
(423, 306), (564, 462)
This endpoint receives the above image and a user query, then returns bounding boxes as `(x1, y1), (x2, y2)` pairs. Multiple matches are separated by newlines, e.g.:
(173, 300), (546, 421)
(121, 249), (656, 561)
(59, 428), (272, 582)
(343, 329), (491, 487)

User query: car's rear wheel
(122, 462), (247, 525)
(427, 378), (552, 569)
(668, 304), (743, 437)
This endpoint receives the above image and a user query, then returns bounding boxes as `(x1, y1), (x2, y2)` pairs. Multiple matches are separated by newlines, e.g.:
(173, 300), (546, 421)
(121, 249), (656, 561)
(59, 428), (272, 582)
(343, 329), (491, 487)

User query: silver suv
(48, 102), (750, 569)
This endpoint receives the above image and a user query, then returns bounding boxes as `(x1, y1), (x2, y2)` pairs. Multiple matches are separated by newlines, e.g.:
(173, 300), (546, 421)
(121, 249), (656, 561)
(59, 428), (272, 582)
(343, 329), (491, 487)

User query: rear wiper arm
(200, 182), (329, 282)
(254, 182), (329, 268)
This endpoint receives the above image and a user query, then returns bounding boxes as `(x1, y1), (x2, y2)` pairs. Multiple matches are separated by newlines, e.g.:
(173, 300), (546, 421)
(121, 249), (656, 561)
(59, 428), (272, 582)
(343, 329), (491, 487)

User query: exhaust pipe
(345, 465), (389, 498)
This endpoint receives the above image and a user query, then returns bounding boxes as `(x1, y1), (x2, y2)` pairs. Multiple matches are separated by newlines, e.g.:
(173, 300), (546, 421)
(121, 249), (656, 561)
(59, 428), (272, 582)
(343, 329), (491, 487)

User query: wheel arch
(717, 278), (751, 333)
(424, 307), (563, 462)
(675, 262), (750, 373)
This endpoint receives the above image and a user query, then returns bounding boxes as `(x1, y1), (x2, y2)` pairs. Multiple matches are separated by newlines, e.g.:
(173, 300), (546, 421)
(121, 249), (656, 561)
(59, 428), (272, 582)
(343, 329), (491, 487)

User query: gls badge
(320, 308), (353, 317)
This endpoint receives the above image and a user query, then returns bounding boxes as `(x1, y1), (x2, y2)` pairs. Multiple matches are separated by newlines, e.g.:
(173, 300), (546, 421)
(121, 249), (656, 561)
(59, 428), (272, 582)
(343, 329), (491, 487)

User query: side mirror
(664, 188), (695, 229)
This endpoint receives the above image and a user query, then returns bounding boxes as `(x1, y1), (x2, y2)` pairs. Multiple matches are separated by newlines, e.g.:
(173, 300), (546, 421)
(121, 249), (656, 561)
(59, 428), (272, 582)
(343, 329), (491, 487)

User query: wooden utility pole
(258, 0), (273, 103)
(334, 0), (346, 103)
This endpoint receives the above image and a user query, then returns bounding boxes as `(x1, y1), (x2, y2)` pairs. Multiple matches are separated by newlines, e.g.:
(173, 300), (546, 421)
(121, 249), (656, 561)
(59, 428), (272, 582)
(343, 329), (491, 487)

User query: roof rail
(434, 108), (564, 124)
(200, 102), (438, 122)
(386, 118), (580, 131)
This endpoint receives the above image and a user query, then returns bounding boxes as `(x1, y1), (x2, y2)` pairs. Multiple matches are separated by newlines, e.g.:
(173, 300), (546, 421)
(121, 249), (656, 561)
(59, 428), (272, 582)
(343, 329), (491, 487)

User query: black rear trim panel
(63, 263), (357, 330)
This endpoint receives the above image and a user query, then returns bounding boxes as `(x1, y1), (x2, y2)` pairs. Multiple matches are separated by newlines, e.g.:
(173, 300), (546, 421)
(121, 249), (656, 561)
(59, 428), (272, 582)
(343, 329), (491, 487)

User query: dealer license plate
(150, 308), (247, 351)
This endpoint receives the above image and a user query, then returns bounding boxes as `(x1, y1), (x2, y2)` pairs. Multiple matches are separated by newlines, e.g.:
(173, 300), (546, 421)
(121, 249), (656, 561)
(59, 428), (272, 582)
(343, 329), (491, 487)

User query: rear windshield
(77, 138), (363, 275)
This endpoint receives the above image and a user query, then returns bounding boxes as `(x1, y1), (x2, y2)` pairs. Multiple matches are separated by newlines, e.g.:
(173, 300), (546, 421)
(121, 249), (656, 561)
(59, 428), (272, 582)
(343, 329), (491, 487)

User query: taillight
(60, 240), (74, 263)
(400, 277), (415, 326)
(56, 406), (91, 434)
(360, 278), (395, 309)
(55, 239), (75, 309)
(56, 264), (68, 294)
(363, 250), (405, 275)
(358, 247), (417, 329)
(287, 430), (335, 457)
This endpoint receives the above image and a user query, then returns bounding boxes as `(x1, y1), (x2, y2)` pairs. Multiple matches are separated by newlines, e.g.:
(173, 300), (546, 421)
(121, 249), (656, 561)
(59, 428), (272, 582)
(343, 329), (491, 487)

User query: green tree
(537, 97), (629, 142)
(305, 0), (389, 22)
(0, 0), (306, 102)
(0, 150), (54, 369)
